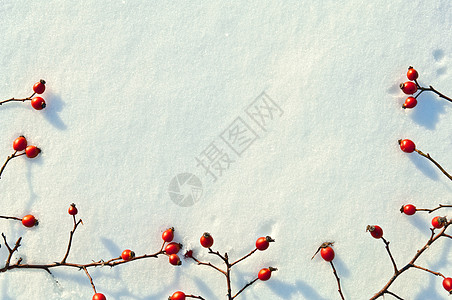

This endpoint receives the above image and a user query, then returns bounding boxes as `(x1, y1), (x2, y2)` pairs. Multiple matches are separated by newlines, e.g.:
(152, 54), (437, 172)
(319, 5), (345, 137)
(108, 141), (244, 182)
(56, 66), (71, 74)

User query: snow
(1, 1), (452, 299)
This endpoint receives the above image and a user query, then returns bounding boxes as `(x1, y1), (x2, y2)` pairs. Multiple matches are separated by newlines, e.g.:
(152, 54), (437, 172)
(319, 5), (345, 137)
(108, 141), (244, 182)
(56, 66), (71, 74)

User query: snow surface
(1, 1), (452, 299)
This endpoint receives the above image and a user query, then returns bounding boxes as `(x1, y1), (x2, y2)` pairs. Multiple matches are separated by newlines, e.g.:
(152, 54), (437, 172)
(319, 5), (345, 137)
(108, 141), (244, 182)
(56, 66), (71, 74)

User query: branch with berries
(368, 212), (452, 299)
(0, 136), (41, 179)
(400, 66), (452, 109)
(398, 138), (452, 182)
(312, 242), (345, 300)
(0, 80), (47, 109)
(0, 204), (200, 300)
(179, 233), (277, 300)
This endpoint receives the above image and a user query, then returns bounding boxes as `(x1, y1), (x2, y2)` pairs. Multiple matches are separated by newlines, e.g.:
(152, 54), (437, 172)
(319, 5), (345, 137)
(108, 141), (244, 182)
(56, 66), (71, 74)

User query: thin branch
(416, 204), (452, 213)
(415, 149), (452, 182)
(0, 92), (35, 106)
(188, 255), (226, 276)
(330, 261), (345, 300)
(417, 85), (452, 103)
(0, 151), (26, 179)
(61, 215), (83, 263)
(381, 237), (398, 273)
(0, 215), (22, 222)
(186, 295), (206, 300)
(83, 266), (97, 293)
(230, 248), (257, 267)
(411, 264), (445, 278)
(232, 278), (258, 299)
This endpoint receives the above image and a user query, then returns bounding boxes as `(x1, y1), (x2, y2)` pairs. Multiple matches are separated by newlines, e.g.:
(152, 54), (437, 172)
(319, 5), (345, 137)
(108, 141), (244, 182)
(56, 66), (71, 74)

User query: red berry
(320, 246), (335, 261)
(443, 277), (452, 293)
(31, 97), (46, 110)
(432, 216), (447, 229)
(92, 293), (106, 300)
(402, 97), (417, 109)
(25, 145), (41, 158)
(13, 136), (27, 151)
(399, 139), (415, 153)
(407, 67), (419, 81)
(22, 215), (37, 227)
(165, 242), (182, 255)
(169, 254), (181, 266)
(200, 232), (214, 248)
(184, 250), (193, 259)
(401, 204), (416, 215)
(258, 267), (277, 281)
(169, 291), (186, 300)
(33, 80), (46, 94)
(400, 81), (418, 95)
(367, 225), (383, 239)
(162, 227), (174, 243)
(256, 236), (274, 251)
(121, 249), (135, 261)
(68, 203), (78, 215)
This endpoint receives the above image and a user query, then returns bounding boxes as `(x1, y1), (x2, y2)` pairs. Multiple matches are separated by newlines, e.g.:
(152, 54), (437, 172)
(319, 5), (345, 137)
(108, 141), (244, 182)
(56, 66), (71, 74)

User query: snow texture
(1, 1), (452, 299)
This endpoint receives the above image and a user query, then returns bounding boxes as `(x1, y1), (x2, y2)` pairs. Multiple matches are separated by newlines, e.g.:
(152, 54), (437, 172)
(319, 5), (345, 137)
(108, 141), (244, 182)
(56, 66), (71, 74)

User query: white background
(1, 1), (452, 299)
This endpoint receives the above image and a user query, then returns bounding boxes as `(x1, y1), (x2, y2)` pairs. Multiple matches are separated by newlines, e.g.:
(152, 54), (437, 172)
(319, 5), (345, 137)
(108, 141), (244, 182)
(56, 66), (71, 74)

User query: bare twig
(0, 151), (26, 179)
(413, 148), (452, 182)
(0, 92), (35, 106)
(330, 261), (345, 300)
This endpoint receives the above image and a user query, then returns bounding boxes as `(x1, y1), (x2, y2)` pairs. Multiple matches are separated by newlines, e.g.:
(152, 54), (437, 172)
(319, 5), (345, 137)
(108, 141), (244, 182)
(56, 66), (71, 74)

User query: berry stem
(231, 278), (258, 299)
(411, 264), (446, 278)
(83, 266), (97, 294)
(230, 248), (258, 267)
(329, 261), (345, 300)
(0, 151), (26, 179)
(414, 148), (452, 182)
(381, 237), (398, 273)
(0, 92), (36, 106)
(416, 204), (452, 213)
(61, 215), (83, 263)
(0, 215), (22, 222)
(186, 296), (206, 300)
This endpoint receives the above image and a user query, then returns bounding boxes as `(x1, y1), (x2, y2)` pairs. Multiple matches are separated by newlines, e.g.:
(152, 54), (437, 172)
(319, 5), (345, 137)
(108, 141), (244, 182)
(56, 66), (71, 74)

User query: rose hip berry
(13, 136), (27, 151)
(22, 214), (37, 227)
(169, 254), (181, 266)
(432, 216), (447, 229)
(33, 80), (46, 94)
(92, 293), (107, 300)
(121, 249), (135, 261)
(367, 225), (383, 239)
(165, 242), (182, 255)
(25, 145), (41, 158)
(320, 246), (335, 261)
(400, 81), (418, 95)
(407, 67), (419, 81)
(258, 267), (277, 281)
(402, 97), (417, 109)
(169, 291), (186, 300)
(31, 97), (46, 110)
(443, 277), (452, 293)
(68, 203), (78, 215)
(399, 139), (415, 153)
(400, 204), (416, 215)
(256, 236), (275, 251)
(162, 227), (174, 243)
(200, 232), (214, 248)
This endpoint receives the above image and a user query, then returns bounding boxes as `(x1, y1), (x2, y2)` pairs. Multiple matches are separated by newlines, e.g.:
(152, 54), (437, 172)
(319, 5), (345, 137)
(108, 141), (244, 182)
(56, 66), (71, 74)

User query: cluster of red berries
(30, 80), (47, 110)
(162, 228), (183, 266)
(13, 136), (41, 158)
(400, 67), (419, 109)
